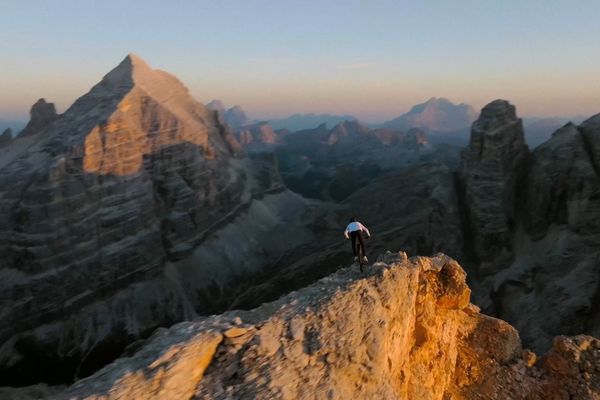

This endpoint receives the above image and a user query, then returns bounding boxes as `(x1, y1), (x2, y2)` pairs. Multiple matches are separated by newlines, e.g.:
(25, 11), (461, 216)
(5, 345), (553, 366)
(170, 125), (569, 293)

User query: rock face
(486, 113), (600, 350)
(459, 100), (530, 272)
(0, 128), (12, 147)
(235, 121), (280, 152)
(453, 103), (600, 352)
(18, 98), (58, 137)
(384, 97), (477, 134)
(0, 54), (322, 385)
(44, 253), (600, 400)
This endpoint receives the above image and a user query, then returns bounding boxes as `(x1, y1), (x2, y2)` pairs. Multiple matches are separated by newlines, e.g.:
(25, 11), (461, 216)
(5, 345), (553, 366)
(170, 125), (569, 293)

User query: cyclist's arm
(359, 223), (371, 237)
(344, 228), (350, 239)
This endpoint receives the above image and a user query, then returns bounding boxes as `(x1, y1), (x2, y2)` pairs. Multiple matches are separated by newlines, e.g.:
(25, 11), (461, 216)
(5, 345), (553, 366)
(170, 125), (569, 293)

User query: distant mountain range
(268, 113), (358, 131)
(205, 98), (588, 149)
(383, 97), (477, 134)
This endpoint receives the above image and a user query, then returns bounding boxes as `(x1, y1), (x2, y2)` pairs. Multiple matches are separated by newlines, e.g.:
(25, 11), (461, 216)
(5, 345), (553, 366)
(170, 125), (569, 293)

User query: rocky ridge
(0, 128), (12, 147)
(13, 253), (597, 400)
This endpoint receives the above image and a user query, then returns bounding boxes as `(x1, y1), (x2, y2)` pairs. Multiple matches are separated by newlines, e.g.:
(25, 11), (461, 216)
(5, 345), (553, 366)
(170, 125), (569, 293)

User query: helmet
(349, 217), (356, 223)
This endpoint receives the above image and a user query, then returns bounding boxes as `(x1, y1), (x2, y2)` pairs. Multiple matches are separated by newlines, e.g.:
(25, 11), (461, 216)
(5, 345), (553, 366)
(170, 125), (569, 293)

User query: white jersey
(344, 221), (371, 238)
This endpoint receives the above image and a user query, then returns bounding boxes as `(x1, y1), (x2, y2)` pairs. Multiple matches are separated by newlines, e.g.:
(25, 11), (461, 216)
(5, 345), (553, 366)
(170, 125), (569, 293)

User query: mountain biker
(344, 218), (371, 263)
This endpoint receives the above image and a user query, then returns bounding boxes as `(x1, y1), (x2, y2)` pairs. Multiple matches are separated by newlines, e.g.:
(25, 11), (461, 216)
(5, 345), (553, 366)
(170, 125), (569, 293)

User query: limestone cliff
(0, 54), (326, 385)
(453, 103), (600, 351)
(459, 99), (530, 273)
(30, 253), (597, 400)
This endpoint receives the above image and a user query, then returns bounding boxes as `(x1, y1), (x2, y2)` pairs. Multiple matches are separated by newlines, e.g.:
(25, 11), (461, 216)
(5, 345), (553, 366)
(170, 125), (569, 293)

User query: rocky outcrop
(207, 100), (253, 129)
(236, 121), (280, 152)
(0, 54), (323, 385)
(451, 103), (600, 352)
(484, 114), (600, 351)
(326, 120), (370, 144)
(37, 253), (599, 400)
(224, 105), (252, 129)
(18, 98), (58, 137)
(459, 99), (530, 271)
(0, 128), (12, 147)
(206, 100), (226, 115)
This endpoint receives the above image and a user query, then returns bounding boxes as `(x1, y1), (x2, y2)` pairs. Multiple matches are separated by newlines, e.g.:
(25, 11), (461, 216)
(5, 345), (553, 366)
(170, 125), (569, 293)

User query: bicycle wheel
(357, 243), (364, 273)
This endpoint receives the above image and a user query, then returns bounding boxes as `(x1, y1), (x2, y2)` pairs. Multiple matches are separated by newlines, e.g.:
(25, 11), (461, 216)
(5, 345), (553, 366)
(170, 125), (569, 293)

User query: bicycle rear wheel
(357, 243), (364, 273)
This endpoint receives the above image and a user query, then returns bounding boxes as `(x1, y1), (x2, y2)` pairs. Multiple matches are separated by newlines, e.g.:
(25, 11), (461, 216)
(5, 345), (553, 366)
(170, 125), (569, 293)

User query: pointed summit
(99, 53), (156, 92)
(207, 100), (226, 114)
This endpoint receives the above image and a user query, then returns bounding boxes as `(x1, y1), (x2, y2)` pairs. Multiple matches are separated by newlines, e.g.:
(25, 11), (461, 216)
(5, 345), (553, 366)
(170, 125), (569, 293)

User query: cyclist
(343, 217), (371, 263)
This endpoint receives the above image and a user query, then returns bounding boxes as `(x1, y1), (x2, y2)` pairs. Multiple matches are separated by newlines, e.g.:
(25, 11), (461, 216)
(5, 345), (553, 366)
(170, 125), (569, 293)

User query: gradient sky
(1, 0), (599, 122)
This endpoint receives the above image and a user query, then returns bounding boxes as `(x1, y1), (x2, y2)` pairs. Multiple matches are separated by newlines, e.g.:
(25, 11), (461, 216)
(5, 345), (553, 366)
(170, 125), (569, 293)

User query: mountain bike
(356, 240), (366, 273)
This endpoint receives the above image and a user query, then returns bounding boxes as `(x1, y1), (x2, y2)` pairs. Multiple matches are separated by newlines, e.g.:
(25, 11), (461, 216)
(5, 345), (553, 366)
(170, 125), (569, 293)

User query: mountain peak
(580, 112), (600, 132)
(99, 53), (158, 92)
(207, 100), (226, 114)
(384, 98), (477, 133)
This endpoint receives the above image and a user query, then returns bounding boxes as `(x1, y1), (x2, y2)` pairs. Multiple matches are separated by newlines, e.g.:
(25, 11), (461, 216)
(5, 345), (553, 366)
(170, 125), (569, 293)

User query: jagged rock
(235, 121), (280, 152)
(485, 115), (600, 352)
(326, 119), (370, 144)
(224, 105), (252, 129)
(43, 254), (599, 400)
(207, 100), (253, 129)
(524, 122), (599, 235)
(0, 54), (324, 385)
(0, 128), (12, 147)
(456, 101), (600, 352)
(205, 99), (226, 115)
(18, 98), (58, 137)
(459, 99), (530, 271)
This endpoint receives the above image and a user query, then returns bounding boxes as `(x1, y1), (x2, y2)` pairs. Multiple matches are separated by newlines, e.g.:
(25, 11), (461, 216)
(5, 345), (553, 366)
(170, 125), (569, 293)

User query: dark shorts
(349, 230), (366, 256)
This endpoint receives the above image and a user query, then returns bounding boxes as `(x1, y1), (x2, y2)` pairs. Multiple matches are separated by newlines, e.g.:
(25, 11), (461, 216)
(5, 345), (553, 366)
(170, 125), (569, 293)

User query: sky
(1, 0), (599, 123)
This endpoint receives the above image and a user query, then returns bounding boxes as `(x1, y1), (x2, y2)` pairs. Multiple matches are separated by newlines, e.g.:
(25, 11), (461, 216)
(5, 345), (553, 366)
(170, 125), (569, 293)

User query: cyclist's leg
(357, 231), (366, 256)
(350, 232), (358, 257)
